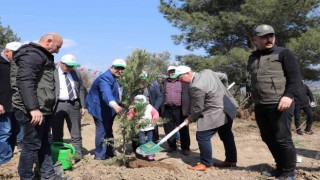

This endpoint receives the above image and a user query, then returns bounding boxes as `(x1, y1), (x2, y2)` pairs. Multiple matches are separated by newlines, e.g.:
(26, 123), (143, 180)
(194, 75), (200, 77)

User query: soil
(1, 113), (320, 180)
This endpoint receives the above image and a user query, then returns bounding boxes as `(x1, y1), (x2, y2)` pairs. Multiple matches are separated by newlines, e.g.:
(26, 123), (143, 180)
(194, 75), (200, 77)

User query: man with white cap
(160, 65), (191, 156)
(0, 42), (21, 164)
(170, 66), (238, 171)
(51, 54), (87, 161)
(86, 59), (126, 160)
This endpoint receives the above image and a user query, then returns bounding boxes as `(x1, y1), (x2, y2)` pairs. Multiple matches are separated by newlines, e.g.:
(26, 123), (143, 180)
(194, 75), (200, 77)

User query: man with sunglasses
(86, 59), (126, 160)
(51, 54), (87, 161)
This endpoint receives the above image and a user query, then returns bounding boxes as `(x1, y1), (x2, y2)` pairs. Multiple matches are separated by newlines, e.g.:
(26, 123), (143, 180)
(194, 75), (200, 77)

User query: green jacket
(11, 42), (55, 115)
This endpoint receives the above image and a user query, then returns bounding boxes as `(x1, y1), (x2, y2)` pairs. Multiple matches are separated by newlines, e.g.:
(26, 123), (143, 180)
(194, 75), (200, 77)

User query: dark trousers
(163, 107), (190, 150)
(255, 104), (296, 177)
(294, 104), (314, 131)
(52, 101), (82, 156)
(196, 117), (237, 167)
(152, 125), (159, 142)
(14, 110), (56, 180)
(93, 112), (115, 160)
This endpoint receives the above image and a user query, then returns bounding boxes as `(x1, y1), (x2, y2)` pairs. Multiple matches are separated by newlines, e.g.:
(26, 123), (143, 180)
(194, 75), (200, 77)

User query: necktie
(64, 73), (75, 100)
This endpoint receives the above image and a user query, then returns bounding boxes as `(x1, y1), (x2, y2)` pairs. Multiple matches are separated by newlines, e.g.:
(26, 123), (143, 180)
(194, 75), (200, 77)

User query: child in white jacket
(128, 94), (159, 160)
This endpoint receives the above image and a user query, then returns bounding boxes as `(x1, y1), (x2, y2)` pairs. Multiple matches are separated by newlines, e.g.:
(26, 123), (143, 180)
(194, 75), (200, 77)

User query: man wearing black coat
(0, 42), (21, 165)
(11, 33), (63, 179)
(294, 81), (315, 135)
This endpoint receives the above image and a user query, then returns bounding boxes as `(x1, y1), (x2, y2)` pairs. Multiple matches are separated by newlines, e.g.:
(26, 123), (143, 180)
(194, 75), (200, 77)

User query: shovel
(136, 121), (187, 156)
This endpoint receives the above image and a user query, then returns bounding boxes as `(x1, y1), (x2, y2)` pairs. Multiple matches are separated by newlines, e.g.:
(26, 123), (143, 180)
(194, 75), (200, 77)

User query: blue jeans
(138, 130), (153, 146)
(14, 110), (56, 180)
(196, 116), (237, 167)
(0, 112), (18, 164)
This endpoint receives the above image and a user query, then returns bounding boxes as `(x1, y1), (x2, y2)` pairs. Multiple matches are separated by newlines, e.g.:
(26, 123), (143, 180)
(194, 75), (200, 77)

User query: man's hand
(80, 108), (86, 116)
(277, 96), (293, 112)
(112, 104), (124, 116)
(184, 118), (190, 126)
(30, 109), (43, 125)
(0, 104), (5, 115)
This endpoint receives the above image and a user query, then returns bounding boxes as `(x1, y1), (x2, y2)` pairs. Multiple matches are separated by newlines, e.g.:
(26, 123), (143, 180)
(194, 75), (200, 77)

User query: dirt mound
(1, 115), (319, 180)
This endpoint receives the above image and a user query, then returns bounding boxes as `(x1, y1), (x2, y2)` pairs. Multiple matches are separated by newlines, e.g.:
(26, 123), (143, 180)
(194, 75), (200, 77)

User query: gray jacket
(54, 68), (87, 110)
(188, 70), (238, 131)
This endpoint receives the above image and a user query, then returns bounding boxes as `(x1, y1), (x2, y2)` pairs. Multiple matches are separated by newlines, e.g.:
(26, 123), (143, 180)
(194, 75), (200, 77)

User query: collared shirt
(58, 67), (77, 100)
(164, 79), (182, 106)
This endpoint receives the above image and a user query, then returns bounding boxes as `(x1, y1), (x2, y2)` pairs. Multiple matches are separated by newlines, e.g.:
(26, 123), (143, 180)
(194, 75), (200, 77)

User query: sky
(0, 0), (205, 72)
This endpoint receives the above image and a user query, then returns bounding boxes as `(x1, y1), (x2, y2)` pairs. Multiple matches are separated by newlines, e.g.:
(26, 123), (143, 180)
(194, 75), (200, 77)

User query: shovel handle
(158, 121), (186, 145)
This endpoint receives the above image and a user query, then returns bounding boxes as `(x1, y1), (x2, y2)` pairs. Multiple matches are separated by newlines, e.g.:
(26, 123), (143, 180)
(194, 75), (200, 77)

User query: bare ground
(1, 114), (320, 180)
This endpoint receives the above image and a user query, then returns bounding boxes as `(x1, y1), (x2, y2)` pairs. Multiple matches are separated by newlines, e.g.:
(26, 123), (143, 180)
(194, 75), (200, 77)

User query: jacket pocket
(37, 87), (55, 110)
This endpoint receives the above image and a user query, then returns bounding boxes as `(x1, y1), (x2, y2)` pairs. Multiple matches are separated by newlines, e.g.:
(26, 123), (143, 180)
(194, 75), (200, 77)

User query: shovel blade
(135, 141), (164, 156)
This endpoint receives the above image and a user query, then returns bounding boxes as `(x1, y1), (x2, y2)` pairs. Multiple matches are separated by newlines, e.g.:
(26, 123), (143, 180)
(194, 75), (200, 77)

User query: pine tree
(103, 49), (167, 166)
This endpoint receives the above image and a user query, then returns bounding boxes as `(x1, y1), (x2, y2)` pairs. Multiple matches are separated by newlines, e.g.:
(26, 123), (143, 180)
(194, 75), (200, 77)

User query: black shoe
(181, 149), (190, 156)
(261, 169), (282, 177)
(296, 130), (303, 135)
(304, 130), (314, 135)
(166, 147), (177, 152)
(275, 175), (296, 180)
(16, 142), (23, 152)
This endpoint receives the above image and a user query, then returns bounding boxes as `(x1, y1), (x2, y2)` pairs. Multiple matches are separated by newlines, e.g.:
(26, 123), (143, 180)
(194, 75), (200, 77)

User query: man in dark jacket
(11, 33), (63, 179)
(0, 42), (21, 164)
(247, 24), (302, 180)
(294, 81), (315, 135)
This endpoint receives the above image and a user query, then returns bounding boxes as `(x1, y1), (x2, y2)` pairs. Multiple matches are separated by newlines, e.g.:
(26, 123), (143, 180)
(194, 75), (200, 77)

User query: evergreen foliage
(160, 0), (320, 80)
(0, 20), (20, 49)
(104, 49), (168, 166)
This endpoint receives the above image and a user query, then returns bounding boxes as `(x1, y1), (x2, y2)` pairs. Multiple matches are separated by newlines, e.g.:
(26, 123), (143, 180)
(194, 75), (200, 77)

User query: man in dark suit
(52, 54), (87, 160)
(86, 59), (126, 160)
(171, 66), (238, 171)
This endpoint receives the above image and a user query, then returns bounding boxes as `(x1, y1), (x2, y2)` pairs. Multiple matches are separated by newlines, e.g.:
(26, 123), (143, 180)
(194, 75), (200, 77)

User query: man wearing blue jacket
(86, 59), (126, 160)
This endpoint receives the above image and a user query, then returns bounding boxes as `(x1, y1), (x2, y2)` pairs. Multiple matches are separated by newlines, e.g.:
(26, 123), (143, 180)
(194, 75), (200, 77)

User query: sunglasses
(114, 66), (125, 70)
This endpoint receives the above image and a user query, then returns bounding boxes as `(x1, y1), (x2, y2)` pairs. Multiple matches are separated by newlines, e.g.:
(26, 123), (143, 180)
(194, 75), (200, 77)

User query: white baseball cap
(167, 66), (176, 72)
(61, 54), (78, 66)
(170, 66), (191, 79)
(112, 59), (126, 68)
(5, 42), (22, 51)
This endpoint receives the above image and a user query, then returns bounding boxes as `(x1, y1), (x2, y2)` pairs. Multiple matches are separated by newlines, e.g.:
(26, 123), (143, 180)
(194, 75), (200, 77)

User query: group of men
(0, 33), (87, 179)
(0, 24), (317, 180)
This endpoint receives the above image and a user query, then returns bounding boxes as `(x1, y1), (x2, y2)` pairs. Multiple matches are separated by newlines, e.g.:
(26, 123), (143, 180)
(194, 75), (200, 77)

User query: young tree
(0, 20), (20, 48)
(104, 49), (168, 166)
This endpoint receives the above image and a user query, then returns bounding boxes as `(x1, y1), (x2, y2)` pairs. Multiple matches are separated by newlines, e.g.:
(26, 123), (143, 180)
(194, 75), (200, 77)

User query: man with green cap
(51, 54), (87, 161)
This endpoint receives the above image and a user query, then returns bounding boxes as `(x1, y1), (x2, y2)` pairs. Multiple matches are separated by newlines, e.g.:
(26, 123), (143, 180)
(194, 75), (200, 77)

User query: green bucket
(51, 142), (76, 170)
